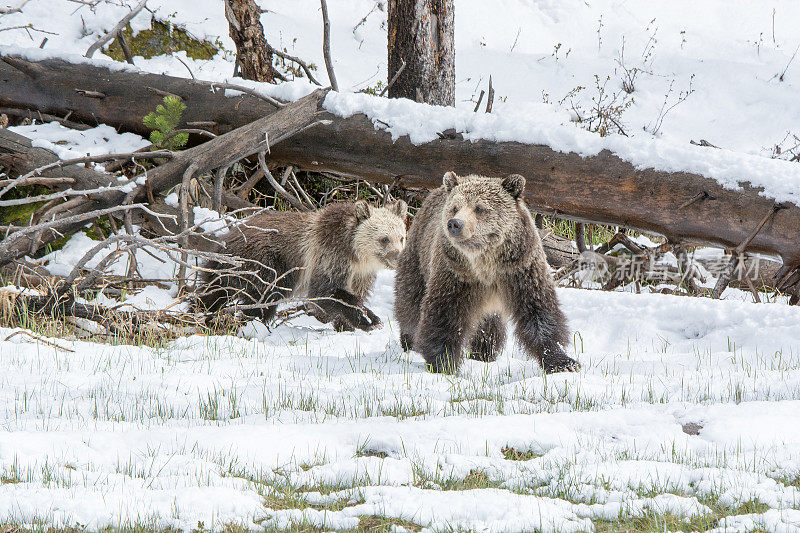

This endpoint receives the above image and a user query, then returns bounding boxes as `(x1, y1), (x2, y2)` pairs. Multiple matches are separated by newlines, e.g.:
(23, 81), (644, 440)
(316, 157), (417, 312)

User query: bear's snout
(380, 247), (402, 268)
(447, 218), (464, 236)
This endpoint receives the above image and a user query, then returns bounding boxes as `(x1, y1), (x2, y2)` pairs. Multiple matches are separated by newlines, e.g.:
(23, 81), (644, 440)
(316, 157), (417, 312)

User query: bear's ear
(389, 200), (408, 220)
(501, 173), (525, 199)
(354, 200), (371, 222)
(443, 171), (460, 191)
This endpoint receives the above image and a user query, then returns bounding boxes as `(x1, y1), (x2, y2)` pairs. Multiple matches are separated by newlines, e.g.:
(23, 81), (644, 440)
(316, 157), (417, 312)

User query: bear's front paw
(332, 316), (356, 332)
(542, 355), (581, 374)
(424, 354), (461, 374)
(303, 303), (329, 323)
(355, 306), (382, 331)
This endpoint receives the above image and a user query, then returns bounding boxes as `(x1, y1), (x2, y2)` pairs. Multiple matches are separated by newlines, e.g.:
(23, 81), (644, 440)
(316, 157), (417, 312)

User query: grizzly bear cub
(198, 200), (407, 331)
(394, 172), (580, 373)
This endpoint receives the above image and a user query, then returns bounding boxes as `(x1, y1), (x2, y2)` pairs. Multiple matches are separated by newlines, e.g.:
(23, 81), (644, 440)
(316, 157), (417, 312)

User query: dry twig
(257, 151), (307, 210)
(268, 44), (322, 86)
(0, 0), (32, 15)
(4, 330), (74, 352)
(380, 59), (406, 97)
(0, 150), (173, 199)
(209, 82), (285, 108)
(319, 0), (338, 91)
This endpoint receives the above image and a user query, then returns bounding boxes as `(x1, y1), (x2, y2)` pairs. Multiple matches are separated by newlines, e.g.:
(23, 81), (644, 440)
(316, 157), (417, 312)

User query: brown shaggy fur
(394, 172), (580, 373)
(198, 200), (407, 331)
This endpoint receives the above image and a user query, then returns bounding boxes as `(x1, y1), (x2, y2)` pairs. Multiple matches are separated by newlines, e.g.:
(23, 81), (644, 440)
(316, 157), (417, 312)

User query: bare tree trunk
(224, 0), (276, 83)
(388, 0), (454, 106)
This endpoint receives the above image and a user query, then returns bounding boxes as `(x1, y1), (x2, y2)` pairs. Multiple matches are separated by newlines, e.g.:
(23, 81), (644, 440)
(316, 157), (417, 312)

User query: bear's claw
(543, 357), (581, 374)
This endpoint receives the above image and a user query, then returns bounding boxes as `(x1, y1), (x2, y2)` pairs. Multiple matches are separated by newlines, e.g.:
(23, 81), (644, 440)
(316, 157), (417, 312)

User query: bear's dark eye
(451, 206), (458, 216)
(474, 205), (486, 215)
(380, 236), (390, 246)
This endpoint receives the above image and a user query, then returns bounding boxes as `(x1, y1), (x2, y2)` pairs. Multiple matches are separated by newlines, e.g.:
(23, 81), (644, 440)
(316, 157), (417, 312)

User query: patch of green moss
(83, 216), (113, 241)
(0, 185), (110, 257)
(0, 185), (48, 226)
(0, 202), (43, 228)
(104, 18), (218, 62)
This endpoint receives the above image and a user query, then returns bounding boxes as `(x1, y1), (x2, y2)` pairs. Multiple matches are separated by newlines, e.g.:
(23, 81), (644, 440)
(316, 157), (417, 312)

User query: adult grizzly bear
(394, 172), (580, 373)
(198, 200), (407, 331)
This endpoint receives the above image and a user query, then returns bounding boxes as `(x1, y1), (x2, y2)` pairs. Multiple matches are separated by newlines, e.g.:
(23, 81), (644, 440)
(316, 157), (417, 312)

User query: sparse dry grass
(594, 498), (771, 533)
(501, 447), (542, 461)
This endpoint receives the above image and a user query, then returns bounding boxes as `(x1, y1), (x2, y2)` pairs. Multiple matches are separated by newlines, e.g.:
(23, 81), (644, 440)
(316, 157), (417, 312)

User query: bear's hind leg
(241, 278), (280, 323)
(468, 313), (506, 362)
(240, 262), (295, 324)
(195, 264), (232, 315)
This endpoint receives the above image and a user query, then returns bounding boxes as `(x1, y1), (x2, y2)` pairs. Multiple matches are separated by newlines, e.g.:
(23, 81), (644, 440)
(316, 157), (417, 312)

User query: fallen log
(1, 131), (577, 276)
(0, 55), (280, 135)
(0, 129), (124, 259)
(0, 128), (118, 191)
(0, 127), (252, 234)
(138, 90), (327, 196)
(1, 54), (799, 291)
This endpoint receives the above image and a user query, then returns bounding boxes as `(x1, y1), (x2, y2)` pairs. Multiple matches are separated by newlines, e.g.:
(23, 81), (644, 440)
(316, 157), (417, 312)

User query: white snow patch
(9, 122), (149, 163)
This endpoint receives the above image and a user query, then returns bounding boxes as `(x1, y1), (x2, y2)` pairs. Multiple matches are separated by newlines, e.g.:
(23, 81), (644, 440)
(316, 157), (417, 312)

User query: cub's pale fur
(198, 200), (407, 331)
(394, 171), (579, 373)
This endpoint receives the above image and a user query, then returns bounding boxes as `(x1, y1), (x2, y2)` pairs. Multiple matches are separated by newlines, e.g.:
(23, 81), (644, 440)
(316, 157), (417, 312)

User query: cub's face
(353, 200), (408, 269)
(441, 172), (525, 254)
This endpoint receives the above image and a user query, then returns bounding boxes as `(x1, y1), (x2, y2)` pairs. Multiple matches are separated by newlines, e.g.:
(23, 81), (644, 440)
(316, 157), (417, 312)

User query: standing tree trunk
(387, 0), (455, 106)
(224, 0), (276, 83)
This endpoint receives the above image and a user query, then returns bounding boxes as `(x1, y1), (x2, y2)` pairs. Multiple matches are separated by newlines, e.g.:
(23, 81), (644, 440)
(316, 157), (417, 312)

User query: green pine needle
(142, 95), (188, 150)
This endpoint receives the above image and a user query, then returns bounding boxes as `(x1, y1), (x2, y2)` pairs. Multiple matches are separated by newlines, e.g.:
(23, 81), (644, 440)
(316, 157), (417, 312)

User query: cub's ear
(443, 171), (460, 191)
(501, 173), (525, 199)
(389, 200), (408, 220)
(354, 200), (371, 221)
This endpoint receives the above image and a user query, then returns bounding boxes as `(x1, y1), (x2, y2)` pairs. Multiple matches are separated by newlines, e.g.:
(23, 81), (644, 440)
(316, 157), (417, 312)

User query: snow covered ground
(2, 0), (800, 531)
(7, 232), (797, 532)
(1, 272), (800, 531)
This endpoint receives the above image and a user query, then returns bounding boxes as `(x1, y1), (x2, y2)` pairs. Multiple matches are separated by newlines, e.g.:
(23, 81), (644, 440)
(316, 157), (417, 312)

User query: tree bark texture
(387, 0), (455, 106)
(0, 56), (279, 136)
(224, 0), (276, 83)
